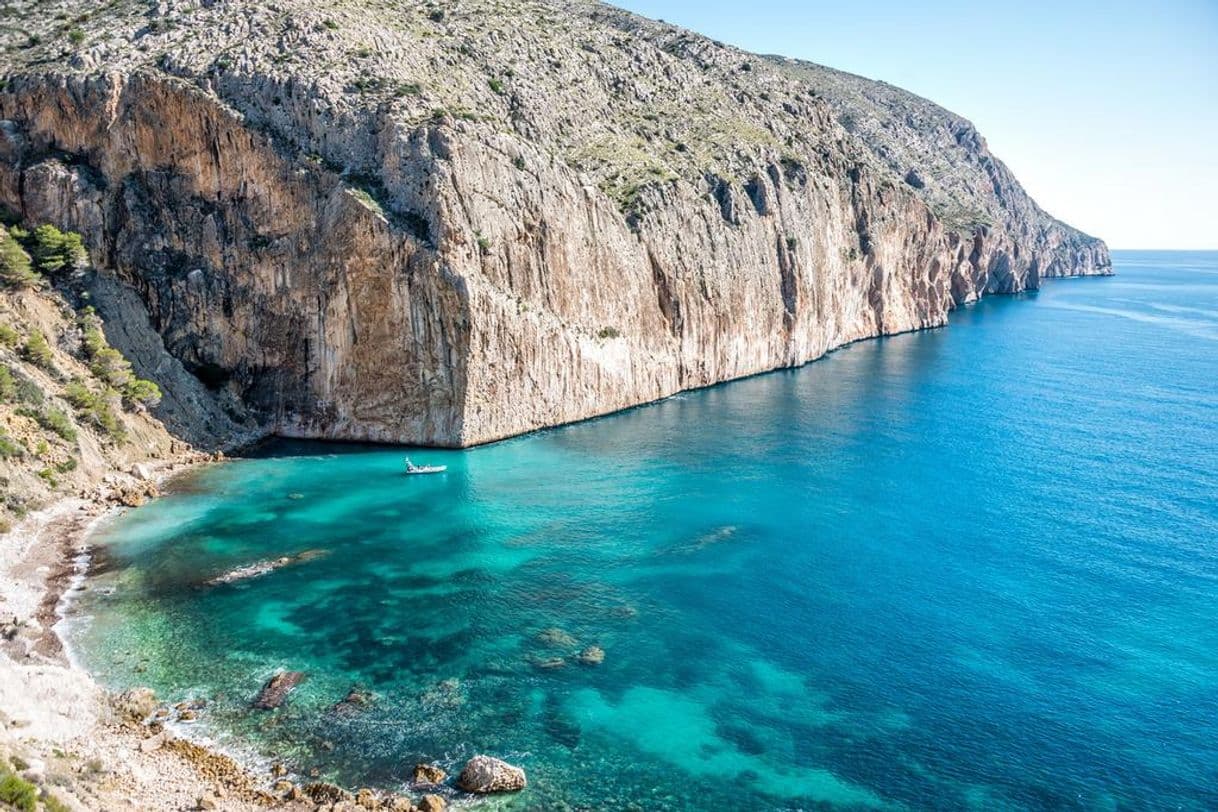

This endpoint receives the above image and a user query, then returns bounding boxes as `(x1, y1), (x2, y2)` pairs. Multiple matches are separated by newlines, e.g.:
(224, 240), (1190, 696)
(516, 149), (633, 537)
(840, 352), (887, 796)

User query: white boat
(405, 457), (447, 475)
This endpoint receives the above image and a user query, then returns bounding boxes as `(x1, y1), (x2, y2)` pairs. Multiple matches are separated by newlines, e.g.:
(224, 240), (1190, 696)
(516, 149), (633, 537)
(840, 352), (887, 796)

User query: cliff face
(769, 59), (1111, 298)
(0, 0), (1110, 447)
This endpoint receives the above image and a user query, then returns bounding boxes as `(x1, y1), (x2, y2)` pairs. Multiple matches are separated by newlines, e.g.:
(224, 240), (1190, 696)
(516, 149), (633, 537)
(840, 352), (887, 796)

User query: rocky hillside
(0, 0), (1110, 448)
(0, 222), (178, 529)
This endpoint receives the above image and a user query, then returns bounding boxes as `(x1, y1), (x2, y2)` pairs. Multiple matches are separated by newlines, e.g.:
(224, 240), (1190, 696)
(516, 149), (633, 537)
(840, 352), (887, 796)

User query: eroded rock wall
(1, 73), (471, 445)
(0, 71), (978, 446)
(0, 64), (1108, 446)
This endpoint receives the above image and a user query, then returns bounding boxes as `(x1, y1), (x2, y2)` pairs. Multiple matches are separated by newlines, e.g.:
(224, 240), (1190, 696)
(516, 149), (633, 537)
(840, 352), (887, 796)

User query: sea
(65, 251), (1218, 810)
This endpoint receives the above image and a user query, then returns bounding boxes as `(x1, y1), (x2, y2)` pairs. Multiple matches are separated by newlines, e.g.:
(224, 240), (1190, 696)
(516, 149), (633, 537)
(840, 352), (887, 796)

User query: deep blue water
(69, 251), (1218, 810)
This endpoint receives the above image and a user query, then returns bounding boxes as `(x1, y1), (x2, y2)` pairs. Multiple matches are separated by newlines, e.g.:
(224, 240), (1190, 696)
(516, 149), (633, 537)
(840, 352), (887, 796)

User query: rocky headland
(0, 0), (1108, 449)
(0, 0), (1110, 808)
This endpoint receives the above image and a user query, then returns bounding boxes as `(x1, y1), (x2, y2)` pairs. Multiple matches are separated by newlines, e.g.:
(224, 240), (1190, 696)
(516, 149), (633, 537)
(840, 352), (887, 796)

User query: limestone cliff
(0, 0), (1110, 447)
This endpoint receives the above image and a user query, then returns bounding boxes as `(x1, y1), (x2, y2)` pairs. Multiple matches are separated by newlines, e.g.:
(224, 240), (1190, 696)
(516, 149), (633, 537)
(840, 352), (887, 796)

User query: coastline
(3, 452), (456, 811)
(0, 454), (277, 810)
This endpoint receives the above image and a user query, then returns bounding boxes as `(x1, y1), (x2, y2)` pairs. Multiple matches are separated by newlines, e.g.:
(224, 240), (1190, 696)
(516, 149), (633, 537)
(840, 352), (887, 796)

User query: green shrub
(63, 381), (122, 440)
(63, 379), (89, 404)
(67, 27), (85, 46)
(0, 231), (38, 288)
(0, 431), (23, 458)
(350, 188), (385, 218)
(77, 309), (160, 410)
(12, 373), (42, 405)
(0, 323), (18, 346)
(0, 770), (37, 812)
(22, 406), (77, 443)
(123, 378), (162, 408)
(488, 78), (505, 95)
(79, 307), (106, 357)
(597, 326), (622, 339)
(82, 324), (106, 357)
(42, 793), (71, 812)
(89, 347), (134, 389)
(475, 233), (491, 254)
(322, 18), (339, 29)
(0, 365), (13, 401)
(22, 331), (53, 368)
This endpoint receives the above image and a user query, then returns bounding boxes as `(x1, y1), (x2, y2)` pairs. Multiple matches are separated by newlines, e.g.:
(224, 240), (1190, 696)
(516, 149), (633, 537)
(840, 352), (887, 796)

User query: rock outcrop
(252, 671), (305, 710)
(411, 764), (447, 786)
(0, 0), (1110, 448)
(456, 755), (527, 793)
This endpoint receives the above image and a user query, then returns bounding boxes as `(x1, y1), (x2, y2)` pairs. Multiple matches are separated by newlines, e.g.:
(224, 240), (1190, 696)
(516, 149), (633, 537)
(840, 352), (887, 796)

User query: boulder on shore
(456, 755), (527, 793)
(253, 671), (305, 709)
(304, 782), (353, 804)
(417, 794), (447, 812)
(112, 687), (158, 723)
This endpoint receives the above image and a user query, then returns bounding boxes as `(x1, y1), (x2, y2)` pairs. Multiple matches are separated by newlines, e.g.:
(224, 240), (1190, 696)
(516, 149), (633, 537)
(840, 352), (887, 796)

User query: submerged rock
(419, 678), (465, 709)
(207, 549), (329, 586)
(412, 763), (447, 785)
(531, 656), (567, 671)
(609, 604), (639, 620)
(209, 557), (291, 586)
(456, 755), (527, 793)
(333, 685), (375, 716)
(536, 627), (577, 648)
(252, 671), (305, 710)
(577, 645), (605, 666)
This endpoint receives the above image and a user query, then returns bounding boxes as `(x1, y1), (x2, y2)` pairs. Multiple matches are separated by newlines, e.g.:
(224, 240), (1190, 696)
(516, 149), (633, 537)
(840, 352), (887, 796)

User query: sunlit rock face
(0, 0), (1109, 446)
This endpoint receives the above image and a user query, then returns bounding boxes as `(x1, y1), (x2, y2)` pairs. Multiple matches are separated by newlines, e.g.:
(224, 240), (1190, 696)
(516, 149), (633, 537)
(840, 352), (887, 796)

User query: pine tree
(0, 229), (38, 288)
(30, 224), (68, 275)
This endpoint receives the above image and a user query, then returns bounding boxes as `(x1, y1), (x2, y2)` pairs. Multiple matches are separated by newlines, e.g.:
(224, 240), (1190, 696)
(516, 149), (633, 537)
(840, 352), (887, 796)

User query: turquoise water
(69, 251), (1218, 810)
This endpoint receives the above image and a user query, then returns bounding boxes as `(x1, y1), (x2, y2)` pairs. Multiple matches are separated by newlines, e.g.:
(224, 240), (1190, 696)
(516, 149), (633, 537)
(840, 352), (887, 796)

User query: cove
(66, 251), (1218, 810)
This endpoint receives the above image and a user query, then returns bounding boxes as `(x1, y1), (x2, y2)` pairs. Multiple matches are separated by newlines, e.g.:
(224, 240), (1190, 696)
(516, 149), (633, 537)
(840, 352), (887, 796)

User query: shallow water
(69, 251), (1218, 810)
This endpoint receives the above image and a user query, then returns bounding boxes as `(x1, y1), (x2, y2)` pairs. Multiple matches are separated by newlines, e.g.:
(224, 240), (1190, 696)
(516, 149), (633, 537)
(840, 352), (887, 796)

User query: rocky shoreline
(1, 460), (519, 811)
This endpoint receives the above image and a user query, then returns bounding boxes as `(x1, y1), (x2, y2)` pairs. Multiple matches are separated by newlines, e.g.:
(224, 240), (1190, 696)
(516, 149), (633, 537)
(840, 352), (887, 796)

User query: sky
(612, 0), (1218, 250)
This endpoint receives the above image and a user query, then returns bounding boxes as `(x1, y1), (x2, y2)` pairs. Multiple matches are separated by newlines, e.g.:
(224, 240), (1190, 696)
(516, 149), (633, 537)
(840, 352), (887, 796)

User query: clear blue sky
(612, 0), (1218, 250)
